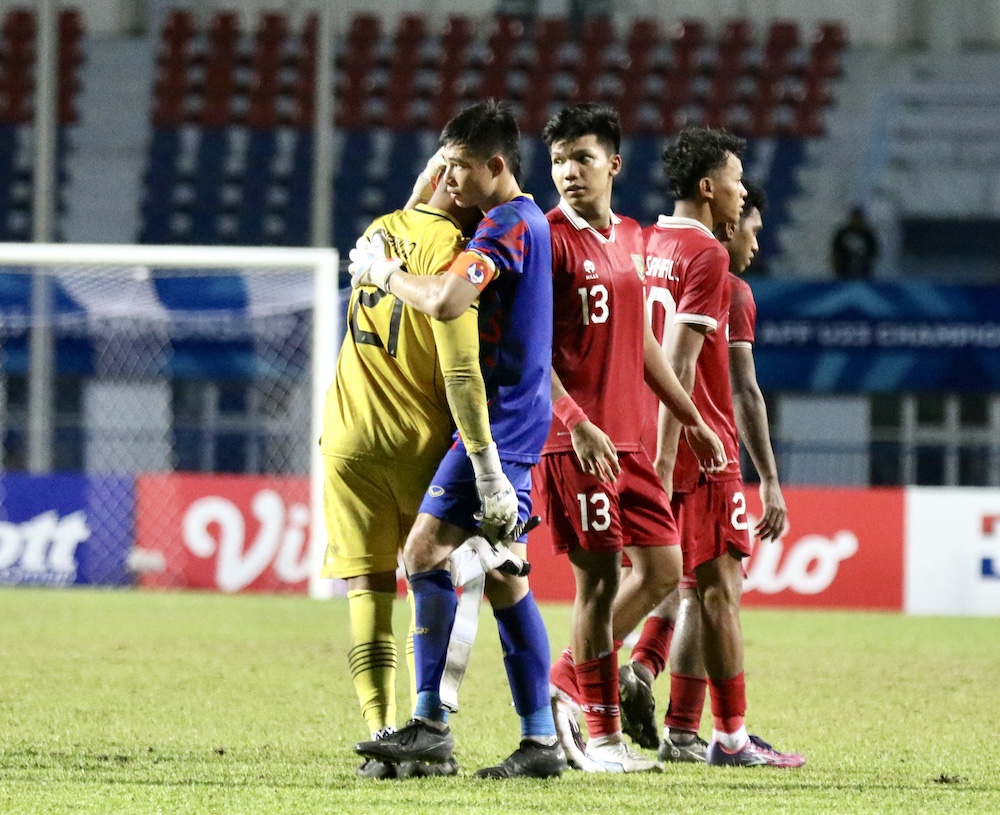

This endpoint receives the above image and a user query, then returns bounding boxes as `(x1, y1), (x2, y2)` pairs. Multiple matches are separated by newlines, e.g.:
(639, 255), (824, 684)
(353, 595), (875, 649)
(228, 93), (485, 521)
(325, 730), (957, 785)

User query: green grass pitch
(1, 587), (998, 814)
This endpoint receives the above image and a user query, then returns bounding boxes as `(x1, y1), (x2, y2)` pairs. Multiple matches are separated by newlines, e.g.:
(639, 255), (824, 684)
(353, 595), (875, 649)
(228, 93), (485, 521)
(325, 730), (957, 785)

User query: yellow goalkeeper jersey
(321, 204), (468, 461)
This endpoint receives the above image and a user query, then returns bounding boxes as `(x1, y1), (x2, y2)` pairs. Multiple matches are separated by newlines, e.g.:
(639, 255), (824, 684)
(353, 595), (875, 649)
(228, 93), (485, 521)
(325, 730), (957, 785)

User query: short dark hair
(742, 179), (767, 218)
(541, 102), (621, 156)
(661, 126), (747, 201)
(440, 99), (521, 180)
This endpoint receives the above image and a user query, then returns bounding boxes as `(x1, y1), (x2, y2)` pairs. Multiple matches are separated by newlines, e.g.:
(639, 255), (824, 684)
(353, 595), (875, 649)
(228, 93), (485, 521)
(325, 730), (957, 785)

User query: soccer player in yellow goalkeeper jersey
(320, 183), (489, 779)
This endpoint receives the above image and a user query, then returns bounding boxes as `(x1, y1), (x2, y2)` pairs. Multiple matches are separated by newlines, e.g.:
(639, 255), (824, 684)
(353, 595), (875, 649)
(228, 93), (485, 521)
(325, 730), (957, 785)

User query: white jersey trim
(558, 198), (621, 244)
(675, 312), (719, 333)
(655, 214), (716, 239)
(729, 340), (753, 348)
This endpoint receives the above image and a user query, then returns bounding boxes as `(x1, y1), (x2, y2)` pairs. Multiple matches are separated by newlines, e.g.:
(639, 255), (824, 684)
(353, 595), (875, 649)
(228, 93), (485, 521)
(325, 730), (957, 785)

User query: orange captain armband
(446, 250), (497, 293)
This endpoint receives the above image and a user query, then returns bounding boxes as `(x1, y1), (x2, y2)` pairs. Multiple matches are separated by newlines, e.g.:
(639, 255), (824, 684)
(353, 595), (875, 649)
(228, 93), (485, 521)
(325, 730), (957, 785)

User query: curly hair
(661, 127), (747, 201)
(440, 99), (521, 181)
(541, 103), (621, 156)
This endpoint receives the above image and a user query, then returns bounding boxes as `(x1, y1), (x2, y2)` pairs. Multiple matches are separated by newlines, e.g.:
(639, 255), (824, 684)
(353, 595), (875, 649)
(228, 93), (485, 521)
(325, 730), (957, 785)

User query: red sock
(708, 672), (746, 734)
(550, 648), (578, 701)
(630, 615), (674, 678)
(576, 653), (619, 740)
(664, 673), (707, 733)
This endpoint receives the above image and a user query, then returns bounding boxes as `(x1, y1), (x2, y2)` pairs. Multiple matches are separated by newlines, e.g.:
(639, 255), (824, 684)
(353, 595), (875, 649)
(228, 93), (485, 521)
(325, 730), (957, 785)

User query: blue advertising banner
(0, 474), (135, 587)
(749, 281), (1000, 392)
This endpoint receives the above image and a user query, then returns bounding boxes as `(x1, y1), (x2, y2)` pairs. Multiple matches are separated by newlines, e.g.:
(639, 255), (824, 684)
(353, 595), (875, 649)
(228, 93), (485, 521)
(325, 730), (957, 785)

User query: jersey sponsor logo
(466, 260), (486, 285)
(744, 527), (858, 595)
(646, 255), (678, 281)
(428, 486), (445, 497)
(583, 259), (598, 280)
(0, 510), (90, 586)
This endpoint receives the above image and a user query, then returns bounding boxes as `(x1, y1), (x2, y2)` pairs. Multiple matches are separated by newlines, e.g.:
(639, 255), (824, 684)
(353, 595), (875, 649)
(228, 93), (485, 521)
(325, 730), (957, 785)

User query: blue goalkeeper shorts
(418, 446), (535, 541)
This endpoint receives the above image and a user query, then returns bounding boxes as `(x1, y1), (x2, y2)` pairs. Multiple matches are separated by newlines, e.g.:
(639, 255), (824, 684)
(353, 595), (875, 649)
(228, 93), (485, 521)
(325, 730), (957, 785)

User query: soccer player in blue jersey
(353, 100), (566, 779)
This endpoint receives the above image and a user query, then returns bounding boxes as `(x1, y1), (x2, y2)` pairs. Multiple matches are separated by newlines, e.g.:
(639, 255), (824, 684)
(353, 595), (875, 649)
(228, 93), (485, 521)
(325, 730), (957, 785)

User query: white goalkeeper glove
(465, 534), (530, 578)
(348, 232), (402, 292)
(410, 147), (447, 205)
(460, 516), (540, 578)
(469, 442), (518, 542)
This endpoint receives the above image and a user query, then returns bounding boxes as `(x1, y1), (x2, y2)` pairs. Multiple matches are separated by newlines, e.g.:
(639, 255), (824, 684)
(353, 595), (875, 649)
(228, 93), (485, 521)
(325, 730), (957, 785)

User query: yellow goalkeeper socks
(347, 589), (397, 735)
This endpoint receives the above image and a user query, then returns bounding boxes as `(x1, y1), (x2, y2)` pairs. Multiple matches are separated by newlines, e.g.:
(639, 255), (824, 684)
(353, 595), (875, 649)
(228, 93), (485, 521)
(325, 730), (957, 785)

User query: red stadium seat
(255, 12), (287, 46)
(627, 18), (660, 47)
(719, 19), (754, 53)
(151, 92), (187, 128)
(766, 20), (801, 53)
(789, 105), (825, 137)
(2, 8), (36, 42)
(347, 13), (380, 46)
(746, 102), (775, 138)
(207, 11), (241, 52)
(161, 9), (196, 44)
(814, 21), (848, 52)
(580, 16), (615, 50)
(396, 13), (427, 49)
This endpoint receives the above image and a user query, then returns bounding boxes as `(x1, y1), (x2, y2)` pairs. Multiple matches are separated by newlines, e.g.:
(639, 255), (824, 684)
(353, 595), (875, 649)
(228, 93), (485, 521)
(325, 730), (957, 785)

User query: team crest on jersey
(466, 260), (486, 285)
(428, 486), (445, 497)
(583, 259), (598, 280)
(631, 253), (646, 281)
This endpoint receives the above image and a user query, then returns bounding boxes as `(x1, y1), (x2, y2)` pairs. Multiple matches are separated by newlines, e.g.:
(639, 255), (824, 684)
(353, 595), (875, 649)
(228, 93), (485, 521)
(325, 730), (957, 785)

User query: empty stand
(139, 11), (846, 269)
(0, 6), (84, 239)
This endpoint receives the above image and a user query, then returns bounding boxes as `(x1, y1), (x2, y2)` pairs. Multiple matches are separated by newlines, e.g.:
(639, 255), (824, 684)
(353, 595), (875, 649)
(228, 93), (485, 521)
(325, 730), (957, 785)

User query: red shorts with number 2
(537, 450), (679, 555)
(672, 476), (751, 589)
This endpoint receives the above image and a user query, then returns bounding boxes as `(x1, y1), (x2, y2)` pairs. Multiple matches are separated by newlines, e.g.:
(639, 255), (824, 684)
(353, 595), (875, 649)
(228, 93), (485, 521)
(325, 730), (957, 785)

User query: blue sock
(494, 591), (556, 738)
(409, 569), (456, 724)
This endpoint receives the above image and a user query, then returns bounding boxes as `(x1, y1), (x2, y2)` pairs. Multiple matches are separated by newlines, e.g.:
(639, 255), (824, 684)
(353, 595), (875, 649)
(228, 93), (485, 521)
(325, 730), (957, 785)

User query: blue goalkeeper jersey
(464, 195), (553, 464)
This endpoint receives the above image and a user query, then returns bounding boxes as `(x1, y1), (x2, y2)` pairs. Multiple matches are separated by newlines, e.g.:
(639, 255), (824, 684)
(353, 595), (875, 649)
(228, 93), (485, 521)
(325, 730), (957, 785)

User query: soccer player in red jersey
(641, 128), (804, 768)
(624, 180), (793, 763)
(536, 104), (726, 773)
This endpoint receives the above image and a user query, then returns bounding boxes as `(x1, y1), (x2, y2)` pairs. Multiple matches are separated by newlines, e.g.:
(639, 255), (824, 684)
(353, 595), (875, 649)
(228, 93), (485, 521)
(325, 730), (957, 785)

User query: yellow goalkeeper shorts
(320, 453), (439, 580)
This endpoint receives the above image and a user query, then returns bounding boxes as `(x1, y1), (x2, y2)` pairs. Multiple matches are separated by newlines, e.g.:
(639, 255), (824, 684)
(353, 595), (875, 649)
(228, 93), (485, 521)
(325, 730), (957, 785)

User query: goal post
(0, 242), (341, 599)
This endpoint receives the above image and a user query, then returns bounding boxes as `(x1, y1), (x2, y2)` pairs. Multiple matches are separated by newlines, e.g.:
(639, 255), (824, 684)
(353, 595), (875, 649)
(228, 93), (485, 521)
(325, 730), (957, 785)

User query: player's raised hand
(410, 148), (448, 206)
(348, 231), (402, 292)
(570, 421), (621, 483)
(686, 420), (727, 473)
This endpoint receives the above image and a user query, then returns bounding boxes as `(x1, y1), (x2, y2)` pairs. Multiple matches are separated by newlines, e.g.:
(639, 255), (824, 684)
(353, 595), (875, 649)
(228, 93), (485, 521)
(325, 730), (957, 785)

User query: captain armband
(446, 250), (497, 293)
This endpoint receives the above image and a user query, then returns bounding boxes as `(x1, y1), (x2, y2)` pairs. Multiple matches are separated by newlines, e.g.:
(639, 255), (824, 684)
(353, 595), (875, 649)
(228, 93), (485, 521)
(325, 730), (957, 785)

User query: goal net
(0, 243), (341, 598)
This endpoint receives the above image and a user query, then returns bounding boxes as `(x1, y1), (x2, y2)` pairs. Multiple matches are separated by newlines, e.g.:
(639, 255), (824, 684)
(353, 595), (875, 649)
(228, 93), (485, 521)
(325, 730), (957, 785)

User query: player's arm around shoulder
(390, 247), (493, 321)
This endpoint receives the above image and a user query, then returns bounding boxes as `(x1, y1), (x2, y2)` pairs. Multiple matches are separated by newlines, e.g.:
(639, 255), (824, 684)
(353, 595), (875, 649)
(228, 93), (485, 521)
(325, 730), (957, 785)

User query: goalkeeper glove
(410, 148), (447, 205)
(461, 516), (540, 579)
(465, 535), (530, 578)
(348, 232), (402, 292)
(469, 442), (518, 542)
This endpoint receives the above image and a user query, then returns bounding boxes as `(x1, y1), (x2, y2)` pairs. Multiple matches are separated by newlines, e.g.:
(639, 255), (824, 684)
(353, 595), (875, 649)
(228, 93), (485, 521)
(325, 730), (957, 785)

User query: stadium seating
(137, 11), (847, 268)
(0, 6), (84, 240)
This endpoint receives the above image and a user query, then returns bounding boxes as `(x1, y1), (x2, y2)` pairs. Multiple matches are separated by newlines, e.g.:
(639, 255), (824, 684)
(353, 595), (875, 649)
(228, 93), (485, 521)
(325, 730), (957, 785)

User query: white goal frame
(0, 242), (341, 599)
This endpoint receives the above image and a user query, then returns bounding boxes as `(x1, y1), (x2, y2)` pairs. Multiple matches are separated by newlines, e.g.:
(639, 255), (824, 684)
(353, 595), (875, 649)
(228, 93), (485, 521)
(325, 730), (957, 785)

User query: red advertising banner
(526, 486), (906, 610)
(135, 473), (312, 593)
(742, 487), (905, 610)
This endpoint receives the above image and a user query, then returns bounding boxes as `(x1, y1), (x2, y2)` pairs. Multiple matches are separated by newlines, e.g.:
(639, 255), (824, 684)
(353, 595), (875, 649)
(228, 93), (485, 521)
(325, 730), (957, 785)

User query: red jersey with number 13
(643, 215), (741, 492)
(544, 200), (648, 453)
